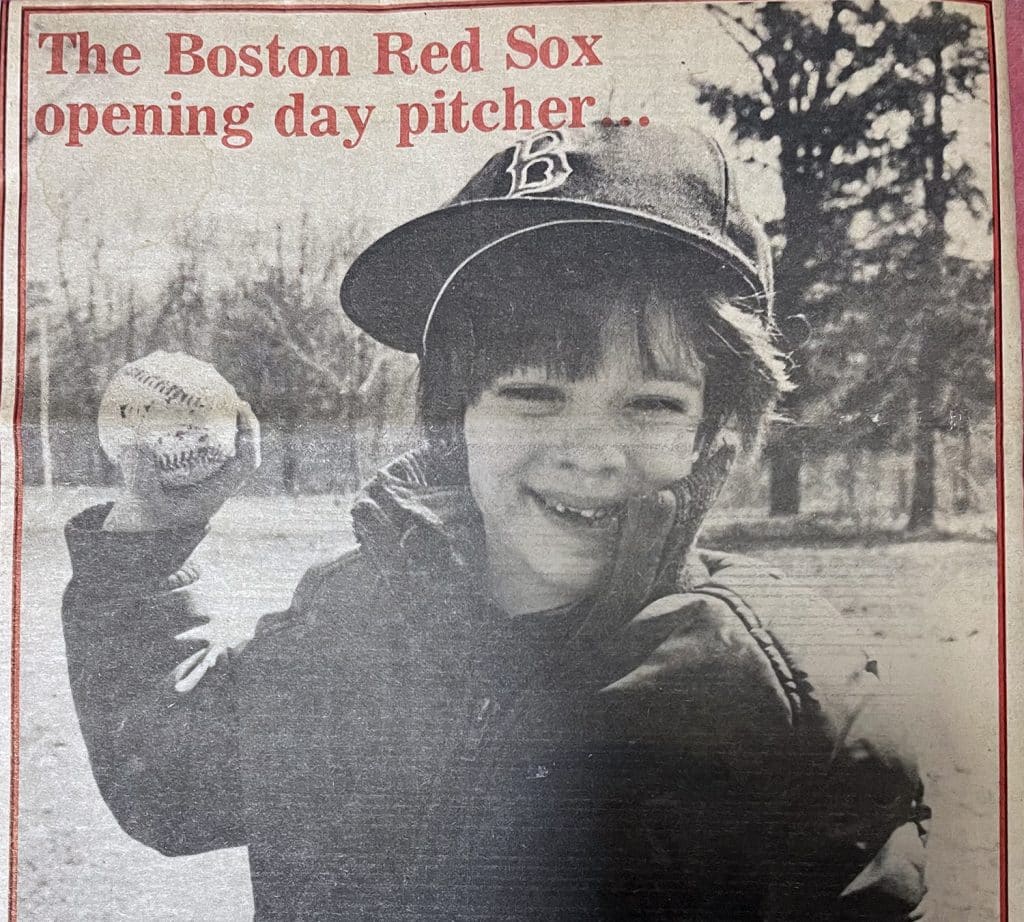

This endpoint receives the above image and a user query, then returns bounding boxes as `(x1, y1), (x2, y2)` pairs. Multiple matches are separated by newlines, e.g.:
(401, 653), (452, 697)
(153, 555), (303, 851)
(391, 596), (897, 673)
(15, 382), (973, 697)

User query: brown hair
(417, 223), (791, 452)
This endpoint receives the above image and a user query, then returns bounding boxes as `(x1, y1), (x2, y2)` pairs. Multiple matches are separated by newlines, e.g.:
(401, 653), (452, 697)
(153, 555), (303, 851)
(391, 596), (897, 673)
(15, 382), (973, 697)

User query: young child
(63, 124), (928, 921)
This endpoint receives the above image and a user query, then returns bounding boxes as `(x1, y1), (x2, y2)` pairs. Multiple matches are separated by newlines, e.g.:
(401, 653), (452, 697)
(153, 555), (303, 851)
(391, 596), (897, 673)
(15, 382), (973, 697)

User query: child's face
(463, 325), (704, 615)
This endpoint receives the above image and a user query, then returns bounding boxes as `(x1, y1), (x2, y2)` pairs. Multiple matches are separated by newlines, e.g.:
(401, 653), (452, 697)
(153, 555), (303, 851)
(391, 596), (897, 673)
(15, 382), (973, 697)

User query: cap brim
(341, 197), (763, 354)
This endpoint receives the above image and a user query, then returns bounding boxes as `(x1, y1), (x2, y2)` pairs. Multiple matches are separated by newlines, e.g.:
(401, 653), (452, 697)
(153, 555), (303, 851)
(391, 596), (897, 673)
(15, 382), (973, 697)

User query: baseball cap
(340, 122), (774, 354)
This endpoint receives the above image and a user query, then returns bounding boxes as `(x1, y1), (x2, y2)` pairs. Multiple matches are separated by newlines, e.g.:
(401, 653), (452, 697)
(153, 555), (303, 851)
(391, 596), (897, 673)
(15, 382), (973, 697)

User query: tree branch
(706, 5), (775, 99)
(247, 287), (349, 392)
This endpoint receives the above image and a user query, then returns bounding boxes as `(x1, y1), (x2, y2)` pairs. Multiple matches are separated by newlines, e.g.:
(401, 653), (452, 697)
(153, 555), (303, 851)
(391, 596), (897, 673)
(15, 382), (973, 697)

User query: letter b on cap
(506, 130), (573, 197)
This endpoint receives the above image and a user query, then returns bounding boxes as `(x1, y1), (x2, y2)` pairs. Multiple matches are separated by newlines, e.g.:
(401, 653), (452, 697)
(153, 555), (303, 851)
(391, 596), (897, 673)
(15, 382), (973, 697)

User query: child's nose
(556, 444), (628, 479)
(552, 418), (632, 480)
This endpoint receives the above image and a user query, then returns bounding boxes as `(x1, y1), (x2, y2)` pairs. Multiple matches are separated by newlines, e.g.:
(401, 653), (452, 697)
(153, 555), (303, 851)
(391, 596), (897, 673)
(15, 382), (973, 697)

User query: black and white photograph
(2, 0), (1020, 919)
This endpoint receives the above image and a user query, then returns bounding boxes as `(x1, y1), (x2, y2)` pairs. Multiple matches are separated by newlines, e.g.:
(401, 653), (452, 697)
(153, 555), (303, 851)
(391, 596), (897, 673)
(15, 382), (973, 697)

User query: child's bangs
(439, 224), (712, 392)
(417, 221), (789, 446)
(470, 287), (707, 390)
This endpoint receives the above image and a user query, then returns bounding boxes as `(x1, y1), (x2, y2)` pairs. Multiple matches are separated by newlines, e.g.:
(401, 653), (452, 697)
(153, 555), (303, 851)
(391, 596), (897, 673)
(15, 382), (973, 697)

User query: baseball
(98, 351), (243, 488)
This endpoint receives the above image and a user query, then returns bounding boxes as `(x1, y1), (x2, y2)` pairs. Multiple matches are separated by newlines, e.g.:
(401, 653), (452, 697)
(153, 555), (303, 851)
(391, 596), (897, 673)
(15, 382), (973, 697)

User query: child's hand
(578, 444), (736, 644)
(104, 404), (261, 532)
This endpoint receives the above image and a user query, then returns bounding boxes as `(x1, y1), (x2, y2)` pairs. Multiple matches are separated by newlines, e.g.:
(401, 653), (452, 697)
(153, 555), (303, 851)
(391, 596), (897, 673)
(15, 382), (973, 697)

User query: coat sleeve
(696, 550), (930, 922)
(62, 503), (251, 857)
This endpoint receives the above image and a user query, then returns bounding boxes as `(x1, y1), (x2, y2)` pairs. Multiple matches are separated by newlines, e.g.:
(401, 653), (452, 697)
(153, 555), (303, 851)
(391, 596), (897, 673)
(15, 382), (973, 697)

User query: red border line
(0, 0), (11, 909)
(8, 6), (28, 919)
(3, 1), (1011, 921)
(983, 1), (1008, 915)
(987, 0), (1011, 913)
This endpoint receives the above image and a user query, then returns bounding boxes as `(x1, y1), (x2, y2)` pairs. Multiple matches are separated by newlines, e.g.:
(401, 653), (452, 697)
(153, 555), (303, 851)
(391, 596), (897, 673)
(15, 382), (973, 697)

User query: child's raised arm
(60, 399), (263, 855)
(62, 506), (251, 856)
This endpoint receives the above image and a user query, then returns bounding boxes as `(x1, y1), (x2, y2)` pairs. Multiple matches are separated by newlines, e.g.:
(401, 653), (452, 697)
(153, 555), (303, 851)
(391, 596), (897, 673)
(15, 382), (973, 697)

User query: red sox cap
(340, 122), (774, 354)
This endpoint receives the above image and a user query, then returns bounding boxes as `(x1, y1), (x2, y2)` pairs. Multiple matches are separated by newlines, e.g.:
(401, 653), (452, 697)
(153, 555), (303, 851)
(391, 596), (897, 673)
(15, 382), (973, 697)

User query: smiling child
(63, 122), (929, 921)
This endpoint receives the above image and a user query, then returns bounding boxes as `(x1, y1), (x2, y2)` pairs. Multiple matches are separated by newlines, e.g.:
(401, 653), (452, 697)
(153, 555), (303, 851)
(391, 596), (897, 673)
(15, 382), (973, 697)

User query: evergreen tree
(698, 1), (991, 525)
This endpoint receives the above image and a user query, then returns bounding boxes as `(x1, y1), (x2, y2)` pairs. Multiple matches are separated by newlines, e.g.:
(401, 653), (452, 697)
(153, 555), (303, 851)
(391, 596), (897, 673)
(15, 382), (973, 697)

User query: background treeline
(22, 1), (996, 532)
(25, 217), (420, 496)
(699, 0), (996, 530)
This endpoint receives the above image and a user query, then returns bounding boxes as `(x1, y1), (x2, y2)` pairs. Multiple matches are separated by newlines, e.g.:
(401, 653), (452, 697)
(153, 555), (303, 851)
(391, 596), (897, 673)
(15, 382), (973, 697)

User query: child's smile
(526, 487), (624, 528)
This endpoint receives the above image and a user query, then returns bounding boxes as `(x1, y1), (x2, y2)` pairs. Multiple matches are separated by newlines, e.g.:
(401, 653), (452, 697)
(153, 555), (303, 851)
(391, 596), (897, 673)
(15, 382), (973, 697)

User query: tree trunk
(281, 419), (298, 495)
(768, 444), (802, 516)
(842, 449), (860, 523)
(344, 397), (363, 493)
(126, 290), (138, 362)
(895, 466), (908, 518)
(38, 308), (53, 489)
(952, 425), (973, 513)
(761, 153), (817, 522)
(907, 423), (936, 530)
(907, 315), (942, 532)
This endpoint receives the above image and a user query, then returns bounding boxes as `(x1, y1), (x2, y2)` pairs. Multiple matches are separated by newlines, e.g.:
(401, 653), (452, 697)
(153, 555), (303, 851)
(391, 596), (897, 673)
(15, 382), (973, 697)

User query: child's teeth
(537, 492), (618, 525)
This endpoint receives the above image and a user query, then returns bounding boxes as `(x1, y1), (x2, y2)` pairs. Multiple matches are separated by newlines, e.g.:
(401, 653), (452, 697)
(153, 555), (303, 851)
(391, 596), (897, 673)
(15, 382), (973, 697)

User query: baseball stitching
(99, 352), (240, 487)
(155, 444), (227, 476)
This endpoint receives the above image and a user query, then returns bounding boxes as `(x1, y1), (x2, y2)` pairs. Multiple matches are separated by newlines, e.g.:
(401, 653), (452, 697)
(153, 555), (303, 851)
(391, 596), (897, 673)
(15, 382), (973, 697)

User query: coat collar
(350, 441), (484, 576)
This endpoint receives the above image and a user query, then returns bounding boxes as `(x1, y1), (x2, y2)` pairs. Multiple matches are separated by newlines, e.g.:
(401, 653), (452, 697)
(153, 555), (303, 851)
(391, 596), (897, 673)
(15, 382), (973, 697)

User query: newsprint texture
(1, 1), (1022, 919)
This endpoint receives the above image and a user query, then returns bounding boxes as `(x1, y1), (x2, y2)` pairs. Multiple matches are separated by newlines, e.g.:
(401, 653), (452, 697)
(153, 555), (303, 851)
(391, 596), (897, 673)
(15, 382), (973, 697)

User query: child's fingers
(194, 403), (260, 499)
(171, 647), (209, 684)
(173, 643), (228, 694)
(174, 625), (211, 644)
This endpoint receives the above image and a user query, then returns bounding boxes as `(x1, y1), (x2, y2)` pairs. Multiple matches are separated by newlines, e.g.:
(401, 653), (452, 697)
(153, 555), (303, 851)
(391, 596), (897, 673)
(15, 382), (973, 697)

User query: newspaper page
(0, 0), (1021, 919)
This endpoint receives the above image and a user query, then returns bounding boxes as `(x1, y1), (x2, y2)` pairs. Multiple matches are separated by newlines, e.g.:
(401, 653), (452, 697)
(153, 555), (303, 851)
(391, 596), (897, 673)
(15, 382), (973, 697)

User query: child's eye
(496, 384), (565, 405)
(628, 396), (690, 414)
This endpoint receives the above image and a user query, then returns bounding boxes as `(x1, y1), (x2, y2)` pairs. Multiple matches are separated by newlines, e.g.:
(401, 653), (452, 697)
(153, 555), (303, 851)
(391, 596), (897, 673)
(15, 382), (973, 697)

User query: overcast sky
(23, 1), (991, 303)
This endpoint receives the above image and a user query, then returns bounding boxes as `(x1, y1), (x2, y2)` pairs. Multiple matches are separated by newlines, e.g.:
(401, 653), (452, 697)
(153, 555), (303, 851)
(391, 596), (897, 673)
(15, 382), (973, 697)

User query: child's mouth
(528, 489), (623, 529)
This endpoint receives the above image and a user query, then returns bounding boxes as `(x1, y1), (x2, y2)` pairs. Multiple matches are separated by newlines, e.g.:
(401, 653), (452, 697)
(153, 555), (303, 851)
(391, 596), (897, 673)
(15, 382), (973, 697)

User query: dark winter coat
(62, 450), (929, 921)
